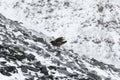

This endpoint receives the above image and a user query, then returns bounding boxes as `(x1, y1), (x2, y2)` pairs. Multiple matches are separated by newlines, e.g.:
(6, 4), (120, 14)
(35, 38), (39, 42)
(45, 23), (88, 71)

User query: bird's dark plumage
(50, 37), (67, 47)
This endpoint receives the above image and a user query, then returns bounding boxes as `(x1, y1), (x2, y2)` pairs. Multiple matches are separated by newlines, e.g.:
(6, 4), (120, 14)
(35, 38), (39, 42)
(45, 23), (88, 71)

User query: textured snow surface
(0, 0), (120, 80)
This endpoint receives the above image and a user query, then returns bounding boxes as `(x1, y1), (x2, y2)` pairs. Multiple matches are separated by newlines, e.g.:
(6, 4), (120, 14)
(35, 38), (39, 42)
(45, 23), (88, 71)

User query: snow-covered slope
(0, 12), (120, 80)
(0, 14), (120, 80)
(1, 0), (120, 68)
(0, 0), (120, 79)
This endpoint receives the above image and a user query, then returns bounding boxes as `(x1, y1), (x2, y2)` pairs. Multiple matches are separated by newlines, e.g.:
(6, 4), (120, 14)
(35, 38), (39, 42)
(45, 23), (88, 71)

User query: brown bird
(50, 37), (67, 47)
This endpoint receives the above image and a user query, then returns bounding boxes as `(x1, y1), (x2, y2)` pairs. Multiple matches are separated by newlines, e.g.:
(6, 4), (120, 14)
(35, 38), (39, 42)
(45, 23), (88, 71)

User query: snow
(10, 0), (120, 67)
(0, 72), (26, 80)
(0, 0), (120, 79)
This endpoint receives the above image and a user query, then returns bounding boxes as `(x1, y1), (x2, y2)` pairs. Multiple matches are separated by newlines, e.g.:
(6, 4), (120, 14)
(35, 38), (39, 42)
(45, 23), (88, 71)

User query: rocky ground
(0, 13), (120, 80)
(0, 0), (120, 80)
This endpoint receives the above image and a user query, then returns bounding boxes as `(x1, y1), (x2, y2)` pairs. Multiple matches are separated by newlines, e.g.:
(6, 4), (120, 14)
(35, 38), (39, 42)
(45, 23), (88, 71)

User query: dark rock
(0, 61), (7, 65)
(51, 59), (60, 66)
(8, 56), (17, 61)
(23, 41), (29, 45)
(68, 73), (78, 77)
(48, 66), (57, 70)
(79, 78), (91, 80)
(34, 37), (44, 43)
(47, 0), (50, 2)
(25, 77), (34, 80)
(26, 54), (35, 61)
(40, 76), (46, 80)
(40, 75), (53, 80)
(57, 69), (71, 76)
(58, 67), (66, 71)
(92, 39), (101, 44)
(44, 53), (51, 58)
(23, 33), (29, 37)
(0, 51), (9, 55)
(55, 51), (61, 56)
(4, 66), (16, 72)
(0, 69), (11, 76)
(104, 38), (115, 45)
(0, 45), (4, 49)
(33, 61), (41, 68)
(98, 6), (104, 12)
(64, 1), (70, 7)
(20, 65), (28, 73)
(48, 75), (54, 80)
(91, 58), (107, 70)
(0, 24), (6, 28)
(87, 72), (102, 80)
(9, 48), (16, 54)
(13, 46), (21, 52)
(108, 65), (120, 72)
(13, 46), (25, 53)
(40, 66), (48, 75)
(105, 78), (111, 80)
(14, 54), (26, 61)
(4, 66), (16, 73)
(30, 45), (42, 50)
(27, 66), (39, 72)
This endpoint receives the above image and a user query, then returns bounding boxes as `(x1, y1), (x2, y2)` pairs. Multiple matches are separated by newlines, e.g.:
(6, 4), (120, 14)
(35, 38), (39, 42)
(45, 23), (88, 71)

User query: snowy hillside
(0, 0), (120, 80)
(1, 0), (120, 68)
(0, 12), (120, 80)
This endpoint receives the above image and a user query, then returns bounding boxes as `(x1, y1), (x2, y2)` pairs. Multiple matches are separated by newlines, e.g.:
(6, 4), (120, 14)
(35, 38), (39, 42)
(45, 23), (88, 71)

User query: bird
(50, 37), (67, 47)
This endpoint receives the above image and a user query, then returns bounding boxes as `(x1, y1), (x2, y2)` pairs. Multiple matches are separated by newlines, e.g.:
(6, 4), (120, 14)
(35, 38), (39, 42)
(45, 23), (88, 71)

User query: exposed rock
(87, 72), (102, 80)
(14, 54), (26, 61)
(3, 66), (17, 73)
(40, 66), (48, 75)
(20, 65), (28, 73)
(0, 69), (11, 76)
(33, 61), (41, 68)
(26, 54), (35, 61)
(27, 66), (39, 72)
(48, 66), (57, 70)
(0, 13), (119, 80)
